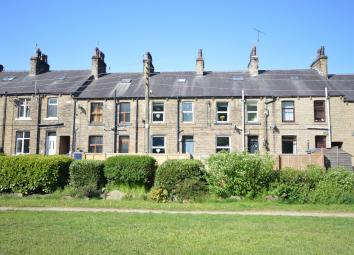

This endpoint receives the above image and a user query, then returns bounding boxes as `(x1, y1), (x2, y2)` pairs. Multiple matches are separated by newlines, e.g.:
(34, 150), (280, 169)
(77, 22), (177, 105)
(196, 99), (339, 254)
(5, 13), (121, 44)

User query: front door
(46, 132), (56, 155)
(182, 136), (194, 155)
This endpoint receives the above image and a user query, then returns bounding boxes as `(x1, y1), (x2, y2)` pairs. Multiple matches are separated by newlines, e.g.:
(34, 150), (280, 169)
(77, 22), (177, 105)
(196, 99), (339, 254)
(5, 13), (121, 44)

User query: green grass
(1, 194), (354, 212)
(1, 211), (354, 254)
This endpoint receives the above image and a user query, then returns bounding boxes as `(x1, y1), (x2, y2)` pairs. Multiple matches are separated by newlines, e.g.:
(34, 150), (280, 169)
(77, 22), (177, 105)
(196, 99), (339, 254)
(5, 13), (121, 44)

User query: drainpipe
(113, 90), (117, 153)
(264, 97), (276, 152)
(242, 90), (245, 151)
(1, 92), (8, 152)
(325, 87), (332, 148)
(176, 97), (180, 153)
(35, 89), (41, 154)
(135, 98), (139, 153)
(71, 99), (77, 155)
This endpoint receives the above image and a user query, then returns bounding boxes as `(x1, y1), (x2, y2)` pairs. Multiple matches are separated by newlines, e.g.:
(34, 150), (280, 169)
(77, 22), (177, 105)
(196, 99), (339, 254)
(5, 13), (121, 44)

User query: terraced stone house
(1, 46), (354, 167)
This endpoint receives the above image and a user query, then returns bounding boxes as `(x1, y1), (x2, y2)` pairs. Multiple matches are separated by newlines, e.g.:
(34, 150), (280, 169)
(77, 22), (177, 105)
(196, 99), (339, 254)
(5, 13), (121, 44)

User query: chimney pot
(91, 47), (107, 79)
(143, 52), (155, 74)
(29, 48), (50, 76)
(311, 46), (328, 78)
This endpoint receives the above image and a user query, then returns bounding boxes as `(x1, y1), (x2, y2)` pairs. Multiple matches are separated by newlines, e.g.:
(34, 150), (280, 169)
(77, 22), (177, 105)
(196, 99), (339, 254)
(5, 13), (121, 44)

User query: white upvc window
(18, 98), (30, 119)
(216, 102), (228, 122)
(246, 100), (258, 123)
(47, 98), (58, 118)
(152, 102), (164, 122)
(16, 131), (30, 154)
(216, 136), (230, 152)
(152, 136), (165, 154)
(182, 101), (193, 122)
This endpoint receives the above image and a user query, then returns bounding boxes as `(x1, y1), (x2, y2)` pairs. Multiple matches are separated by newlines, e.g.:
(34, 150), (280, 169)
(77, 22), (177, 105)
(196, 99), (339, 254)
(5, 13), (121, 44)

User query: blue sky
(1, 0), (354, 73)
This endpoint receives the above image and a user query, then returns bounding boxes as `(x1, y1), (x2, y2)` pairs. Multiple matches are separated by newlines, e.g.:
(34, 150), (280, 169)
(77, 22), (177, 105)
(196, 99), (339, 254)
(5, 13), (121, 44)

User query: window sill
(215, 122), (232, 125)
(88, 123), (105, 127)
(15, 118), (32, 121)
(246, 122), (260, 125)
(281, 122), (298, 125)
(118, 122), (132, 127)
(44, 117), (59, 121)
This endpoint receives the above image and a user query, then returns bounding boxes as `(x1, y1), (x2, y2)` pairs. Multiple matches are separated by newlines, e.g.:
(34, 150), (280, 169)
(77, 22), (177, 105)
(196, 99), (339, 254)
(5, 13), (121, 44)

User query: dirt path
(1, 206), (354, 218)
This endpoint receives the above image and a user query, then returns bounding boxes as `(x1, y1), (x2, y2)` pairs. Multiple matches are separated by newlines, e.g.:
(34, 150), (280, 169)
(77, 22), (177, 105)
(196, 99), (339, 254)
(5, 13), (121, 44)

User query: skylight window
(2, 76), (16, 81)
(177, 78), (186, 83)
(231, 76), (244, 81)
(57, 76), (66, 80)
(290, 76), (299, 80)
(120, 79), (132, 83)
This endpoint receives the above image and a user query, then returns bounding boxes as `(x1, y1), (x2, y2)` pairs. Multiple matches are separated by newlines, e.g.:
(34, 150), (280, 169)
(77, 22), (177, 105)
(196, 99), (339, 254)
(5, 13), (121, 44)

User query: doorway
(182, 136), (194, 155)
(59, 136), (70, 155)
(46, 132), (57, 155)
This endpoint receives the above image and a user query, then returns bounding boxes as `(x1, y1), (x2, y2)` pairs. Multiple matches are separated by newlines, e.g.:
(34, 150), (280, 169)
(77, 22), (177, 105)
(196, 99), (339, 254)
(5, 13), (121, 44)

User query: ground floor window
(88, 136), (103, 153)
(216, 136), (230, 152)
(248, 136), (259, 153)
(16, 131), (30, 154)
(182, 135), (194, 154)
(152, 136), (165, 153)
(315, 136), (326, 149)
(282, 136), (297, 154)
(119, 136), (129, 153)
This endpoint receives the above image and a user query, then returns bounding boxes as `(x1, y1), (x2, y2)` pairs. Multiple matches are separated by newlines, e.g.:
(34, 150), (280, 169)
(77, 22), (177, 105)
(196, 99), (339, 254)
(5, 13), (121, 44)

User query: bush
(207, 152), (275, 199)
(104, 155), (156, 188)
(69, 160), (105, 198)
(270, 166), (324, 203)
(310, 169), (354, 204)
(0, 155), (72, 194)
(153, 159), (208, 202)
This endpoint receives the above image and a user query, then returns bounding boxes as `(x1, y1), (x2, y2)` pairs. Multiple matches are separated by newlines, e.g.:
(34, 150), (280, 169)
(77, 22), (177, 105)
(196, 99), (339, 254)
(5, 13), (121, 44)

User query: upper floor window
(88, 135), (103, 153)
(47, 98), (58, 118)
(314, 100), (325, 122)
(18, 98), (30, 119)
(282, 101), (295, 122)
(216, 102), (228, 122)
(90, 103), (103, 123)
(216, 136), (230, 152)
(152, 136), (165, 153)
(182, 102), (193, 122)
(246, 100), (258, 123)
(16, 131), (30, 154)
(119, 102), (130, 124)
(152, 102), (164, 122)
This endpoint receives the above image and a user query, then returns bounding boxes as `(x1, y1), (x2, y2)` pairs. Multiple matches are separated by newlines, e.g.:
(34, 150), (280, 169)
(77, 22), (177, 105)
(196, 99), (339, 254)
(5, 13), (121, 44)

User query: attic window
(120, 79), (132, 83)
(2, 76), (16, 81)
(290, 76), (299, 80)
(177, 78), (186, 83)
(57, 76), (66, 80)
(231, 76), (244, 81)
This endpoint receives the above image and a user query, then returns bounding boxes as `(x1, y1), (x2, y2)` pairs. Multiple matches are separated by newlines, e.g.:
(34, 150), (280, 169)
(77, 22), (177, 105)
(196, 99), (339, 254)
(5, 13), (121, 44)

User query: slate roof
(0, 70), (91, 95)
(328, 74), (354, 101)
(78, 69), (352, 100)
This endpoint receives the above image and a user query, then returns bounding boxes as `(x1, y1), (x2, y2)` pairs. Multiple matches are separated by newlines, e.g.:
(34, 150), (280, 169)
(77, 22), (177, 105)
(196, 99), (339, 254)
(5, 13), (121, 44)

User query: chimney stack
(143, 52), (154, 74)
(91, 47), (107, 79)
(310, 46), (328, 78)
(0, 64), (3, 72)
(196, 49), (204, 76)
(30, 48), (50, 76)
(248, 46), (259, 77)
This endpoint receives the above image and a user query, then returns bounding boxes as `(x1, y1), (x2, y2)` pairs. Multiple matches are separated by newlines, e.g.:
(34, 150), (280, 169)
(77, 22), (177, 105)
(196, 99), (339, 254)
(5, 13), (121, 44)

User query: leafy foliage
(0, 155), (72, 194)
(207, 152), (275, 198)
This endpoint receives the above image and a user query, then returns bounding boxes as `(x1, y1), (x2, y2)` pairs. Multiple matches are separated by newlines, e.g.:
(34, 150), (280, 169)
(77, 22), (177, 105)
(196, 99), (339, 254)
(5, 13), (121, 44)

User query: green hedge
(104, 155), (156, 188)
(0, 155), (72, 194)
(152, 159), (208, 202)
(69, 160), (106, 197)
(207, 152), (275, 198)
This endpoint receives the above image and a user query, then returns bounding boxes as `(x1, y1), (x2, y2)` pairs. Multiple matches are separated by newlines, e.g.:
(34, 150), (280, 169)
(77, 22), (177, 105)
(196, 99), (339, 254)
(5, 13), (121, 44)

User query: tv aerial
(253, 28), (266, 43)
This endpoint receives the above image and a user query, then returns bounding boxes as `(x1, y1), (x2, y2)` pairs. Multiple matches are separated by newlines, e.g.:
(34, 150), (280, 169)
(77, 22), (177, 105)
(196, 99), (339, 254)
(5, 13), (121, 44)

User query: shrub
(104, 155), (156, 188)
(270, 166), (324, 203)
(69, 160), (105, 198)
(153, 159), (208, 202)
(207, 152), (275, 199)
(0, 155), (72, 194)
(310, 169), (354, 204)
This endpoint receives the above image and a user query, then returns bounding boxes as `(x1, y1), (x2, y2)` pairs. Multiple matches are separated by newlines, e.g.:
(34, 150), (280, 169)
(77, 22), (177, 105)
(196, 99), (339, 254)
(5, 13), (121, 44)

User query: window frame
(119, 102), (131, 124)
(314, 100), (326, 122)
(152, 102), (165, 123)
(246, 100), (258, 123)
(281, 101), (295, 122)
(216, 136), (231, 152)
(15, 131), (30, 155)
(90, 102), (103, 123)
(216, 102), (229, 123)
(18, 98), (31, 119)
(181, 101), (193, 123)
(281, 136), (297, 154)
(88, 135), (103, 153)
(47, 97), (58, 118)
(151, 135), (165, 154)
(315, 135), (326, 149)
(247, 135), (259, 154)
(118, 135), (130, 153)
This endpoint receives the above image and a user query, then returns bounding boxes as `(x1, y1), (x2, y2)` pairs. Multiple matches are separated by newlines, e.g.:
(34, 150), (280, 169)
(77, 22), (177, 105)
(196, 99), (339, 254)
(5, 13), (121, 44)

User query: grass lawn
(1, 211), (354, 255)
(1, 194), (354, 213)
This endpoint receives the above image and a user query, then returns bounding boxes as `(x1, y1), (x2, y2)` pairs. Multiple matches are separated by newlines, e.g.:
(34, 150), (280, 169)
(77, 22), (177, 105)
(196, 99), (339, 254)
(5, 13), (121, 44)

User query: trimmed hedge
(69, 160), (106, 195)
(104, 155), (156, 188)
(0, 155), (72, 194)
(152, 159), (208, 201)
